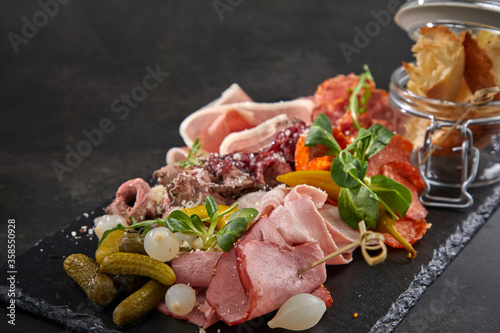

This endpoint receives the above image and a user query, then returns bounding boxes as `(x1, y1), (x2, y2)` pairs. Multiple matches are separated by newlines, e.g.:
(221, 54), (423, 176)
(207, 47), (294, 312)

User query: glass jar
(390, 0), (500, 208)
(390, 66), (500, 187)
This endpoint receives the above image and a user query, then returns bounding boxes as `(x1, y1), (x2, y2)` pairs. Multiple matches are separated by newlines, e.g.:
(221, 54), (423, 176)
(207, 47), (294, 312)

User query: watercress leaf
(331, 152), (367, 188)
(216, 217), (250, 252)
(364, 124), (395, 159)
(227, 208), (259, 224)
(366, 175), (412, 218)
(305, 113), (342, 156)
(338, 186), (378, 229)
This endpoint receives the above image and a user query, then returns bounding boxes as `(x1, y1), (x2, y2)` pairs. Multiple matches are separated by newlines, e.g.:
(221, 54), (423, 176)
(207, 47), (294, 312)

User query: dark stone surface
(1, 1), (499, 332)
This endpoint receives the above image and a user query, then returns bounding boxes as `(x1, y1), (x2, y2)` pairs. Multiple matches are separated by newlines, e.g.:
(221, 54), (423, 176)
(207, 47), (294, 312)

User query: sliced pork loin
(205, 184), (359, 326)
(236, 241), (327, 323)
(206, 239), (327, 326)
(170, 251), (223, 288)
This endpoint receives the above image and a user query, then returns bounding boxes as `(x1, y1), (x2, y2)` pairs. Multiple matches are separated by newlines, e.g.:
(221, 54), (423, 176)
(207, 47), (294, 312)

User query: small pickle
(113, 279), (169, 327)
(95, 229), (127, 264)
(276, 170), (341, 201)
(111, 274), (144, 295)
(100, 252), (176, 286)
(63, 253), (117, 306)
(118, 232), (147, 255)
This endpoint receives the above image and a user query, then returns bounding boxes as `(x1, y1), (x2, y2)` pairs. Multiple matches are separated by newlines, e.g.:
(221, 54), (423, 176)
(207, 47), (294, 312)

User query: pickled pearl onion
(268, 293), (326, 331)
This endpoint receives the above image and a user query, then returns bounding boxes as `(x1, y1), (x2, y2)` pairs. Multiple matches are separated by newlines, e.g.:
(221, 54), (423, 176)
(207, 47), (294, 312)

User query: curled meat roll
(106, 178), (152, 223)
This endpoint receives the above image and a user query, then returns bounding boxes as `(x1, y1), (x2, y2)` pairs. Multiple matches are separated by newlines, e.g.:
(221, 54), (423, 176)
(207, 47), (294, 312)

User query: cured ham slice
(165, 147), (190, 165)
(170, 251), (222, 288)
(205, 184), (361, 325)
(318, 204), (360, 261)
(179, 97), (314, 154)
(205, 249), (249, 325)
(206, 240), (327, 326)
(257, 186), (290, 216)
(219, 114), (295, 155)
(270, 199), (349, 265)
(202, 83), (252, 109)
(235, 240), (327, 322)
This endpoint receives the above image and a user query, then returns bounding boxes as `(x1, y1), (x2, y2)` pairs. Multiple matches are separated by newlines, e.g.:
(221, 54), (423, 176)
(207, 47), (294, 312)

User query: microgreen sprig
(349, 64), (374, 130)
(98, 196), (258, 252)
(177, 138), (204, 169)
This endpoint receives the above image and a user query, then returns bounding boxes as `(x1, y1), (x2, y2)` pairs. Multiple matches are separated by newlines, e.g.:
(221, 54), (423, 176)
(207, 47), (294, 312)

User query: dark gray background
(1, 1), (499, 332)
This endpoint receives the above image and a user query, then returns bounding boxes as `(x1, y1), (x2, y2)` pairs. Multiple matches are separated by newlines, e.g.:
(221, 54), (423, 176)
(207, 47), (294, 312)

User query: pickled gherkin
(95, 229), (127, 264)
(118, 232), (147, 255)
(63, 253), (117, 306)
(100, 252), (176, 286)
(113, 279), (169, 327)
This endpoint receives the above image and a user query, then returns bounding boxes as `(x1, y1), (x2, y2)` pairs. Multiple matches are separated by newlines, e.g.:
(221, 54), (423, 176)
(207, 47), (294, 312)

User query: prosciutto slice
(179, 94), (314, 154)
(218, 114), (295, 155)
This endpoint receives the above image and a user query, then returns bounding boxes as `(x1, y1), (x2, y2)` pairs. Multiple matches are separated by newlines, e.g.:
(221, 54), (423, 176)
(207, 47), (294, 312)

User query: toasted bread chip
(475, 30), (500, 100)
(404, 26), (465, 102)
(463, 30), (499, 100)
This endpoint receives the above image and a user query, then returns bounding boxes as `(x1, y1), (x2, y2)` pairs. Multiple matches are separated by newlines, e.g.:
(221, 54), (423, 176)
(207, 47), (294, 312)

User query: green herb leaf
(215, 217), (250, 252)
(338, 186), (378, 229)
(366, 175), (412, 218)
(214, 207), (258, 251)
(305, 113), (342, 156)
(331, 151), (368, 188)
(165, 210), (204, 236)
(205, 196), (219, 220)
(364, 124), (395, 159)
(205, 196), (219, 236)
(227, 207), (259, 224)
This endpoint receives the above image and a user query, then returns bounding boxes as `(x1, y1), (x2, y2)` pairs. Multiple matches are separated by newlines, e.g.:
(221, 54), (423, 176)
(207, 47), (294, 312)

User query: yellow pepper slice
(181, 204), (233, 230)
(276, 170), (340, 201)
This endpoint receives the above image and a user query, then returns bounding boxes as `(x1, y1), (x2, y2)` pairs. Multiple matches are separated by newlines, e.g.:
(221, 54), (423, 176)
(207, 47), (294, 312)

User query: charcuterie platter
(2, 68), (500, 331)
(2, 1), (500, 332)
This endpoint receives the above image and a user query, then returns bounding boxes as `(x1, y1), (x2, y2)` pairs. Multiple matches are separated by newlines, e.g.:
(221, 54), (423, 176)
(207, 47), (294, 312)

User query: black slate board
(1, 181), (499, 333)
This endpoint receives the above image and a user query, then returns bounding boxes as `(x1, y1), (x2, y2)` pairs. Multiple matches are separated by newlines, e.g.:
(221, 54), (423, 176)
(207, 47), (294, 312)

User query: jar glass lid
(395, 0), (500, 40)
